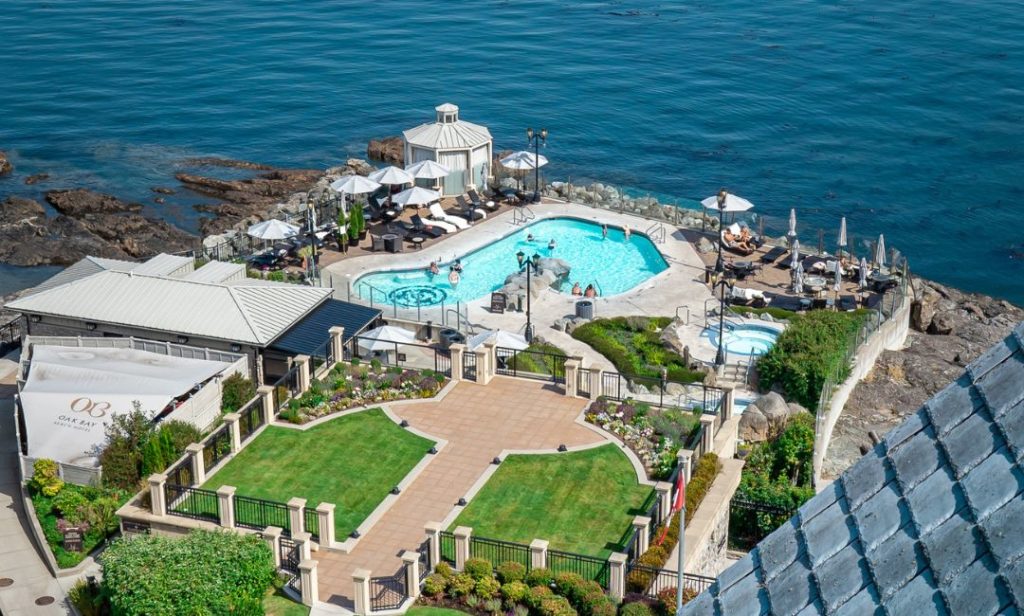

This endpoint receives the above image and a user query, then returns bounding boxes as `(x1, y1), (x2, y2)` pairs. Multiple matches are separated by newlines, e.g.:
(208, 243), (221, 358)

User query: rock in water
(25, 173), (49, 185)
(367, 136), (404, 165)
(0, 151), (11, 175)
(45, 189), (143, 216)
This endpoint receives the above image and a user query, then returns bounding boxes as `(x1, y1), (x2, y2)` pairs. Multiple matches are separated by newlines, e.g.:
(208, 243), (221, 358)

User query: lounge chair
(429, 203), (470, 229)
(414, 213), (458, 234)
(722, 229), (755, 256)
(838, 294), (858, 311)
(456, 196), (486, 221)
(468, 189), (498, 211)
(729, 287), (768, 307)
(409, 215), (447, 237)
(759, 245), (788, 264)
(778, 251), (807, 269)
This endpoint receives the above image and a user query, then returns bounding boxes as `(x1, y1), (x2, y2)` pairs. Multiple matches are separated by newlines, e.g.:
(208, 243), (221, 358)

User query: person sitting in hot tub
(571, 282), (582, 296)
(448, 269), (460, 287)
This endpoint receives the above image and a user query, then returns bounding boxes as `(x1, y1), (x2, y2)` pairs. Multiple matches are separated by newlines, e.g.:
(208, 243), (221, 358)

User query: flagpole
(676, 502), (685, 616)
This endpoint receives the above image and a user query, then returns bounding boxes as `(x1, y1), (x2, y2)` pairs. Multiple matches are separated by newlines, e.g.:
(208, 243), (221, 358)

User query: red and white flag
(673, 471), (686, 513)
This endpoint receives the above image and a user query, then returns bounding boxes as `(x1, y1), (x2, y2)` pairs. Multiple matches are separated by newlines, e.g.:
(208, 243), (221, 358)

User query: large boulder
(0, 151), (11, 175)
(659, 319), (686, 356)
(928, 311), (956, 335)
(45, 189), (143, 216)
(536, 257), (571, 280)
(754, 392), (791, 435)
(366, 136), (404, 165)
(911, 283), (942, 332)
(738, 406), (770, 442)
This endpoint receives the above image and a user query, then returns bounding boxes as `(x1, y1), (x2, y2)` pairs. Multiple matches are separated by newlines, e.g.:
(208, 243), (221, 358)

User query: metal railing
(439, 531), (456, 566)
(165, 458), (194, 488)
(512, 206), (537, 225)
(272, 366), (301, 415)
(279, 535), (301, 575)
(0, 319), (23, 356)
(469, 535), (533, 570)
(346, 336), (452, 377)
(494, 346), (566, 384)
(303, 508), (321, 542)
(598, 372), (724, 420)
(644, 221), (666, 244)
(202, 424), (232, 471)
(369, 568), (408, 611)
(165, 484), (219, 522)
(238, 397), (264, 443)
(547, 548), (609, 587)
(418, 539), (431, 582)
(462, 350), (478, 381)
(577, 368), (592, 398)
(625, 562), (716, 599)
(234, 494), (292, 534)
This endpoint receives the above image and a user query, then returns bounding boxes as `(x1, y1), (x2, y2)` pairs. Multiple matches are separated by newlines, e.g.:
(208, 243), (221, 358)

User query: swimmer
(571, 282), (582, 296)
(584, 284), (597, 298)
(623, 224), (631, 240)
(526, 233), (535, 242)
(448, 269), (460, 287)
(602, 224), (608, 239)
(428, 261), (439, 276)
(452, 259), (464, 273)
(548, 239), (556, 251)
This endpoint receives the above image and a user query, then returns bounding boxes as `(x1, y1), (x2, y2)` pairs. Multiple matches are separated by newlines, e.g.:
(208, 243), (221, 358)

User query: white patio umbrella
(500, 151), (549, 170)
(788, 208), (798, 240)
(466, 329), (529, 352)
(700, 192), (755, 213)
(790, 239), (801, 270)
(793, 262), (804, 294)
(406, 160), (451, 180)
(330, 174), (381, 195)
(356, 325), (417, 353)
(859, 257), (870, 289)
(247, 219), (300, 241)
(368, 165), (415, 186)
(392, 186), (441, 209)
(837, 217), (848, 255)
(875, 234), (887, 269)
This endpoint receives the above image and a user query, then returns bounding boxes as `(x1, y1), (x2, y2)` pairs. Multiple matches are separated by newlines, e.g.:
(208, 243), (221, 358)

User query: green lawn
(451, 444), (654, 557)
(201, 408), (433, 538)
(263, 587), (310, 616)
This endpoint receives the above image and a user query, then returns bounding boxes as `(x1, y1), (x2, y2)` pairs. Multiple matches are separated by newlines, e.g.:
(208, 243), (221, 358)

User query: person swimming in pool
(526, 233), (535, 242)
(584, 284), (597, 298)
(452, 259), (463, 273)
(427, 261), (439, 276)
(623, 224), (631, 240)
(548, 239), (556, 251)
(571, 282), (582, 296)
(448, 269), (460, 287)
(602, 224), (608, 239)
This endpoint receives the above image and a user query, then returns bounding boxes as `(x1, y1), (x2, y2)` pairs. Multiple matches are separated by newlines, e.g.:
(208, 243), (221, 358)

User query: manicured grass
(451, 444), (654, 557)
(202, 408), (433, 538)
(263, 587), (310, 616)
(407, 607), (471, 616)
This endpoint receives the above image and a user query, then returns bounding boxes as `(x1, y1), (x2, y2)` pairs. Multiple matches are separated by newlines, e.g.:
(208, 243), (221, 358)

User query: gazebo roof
(403, 103), (492, 151)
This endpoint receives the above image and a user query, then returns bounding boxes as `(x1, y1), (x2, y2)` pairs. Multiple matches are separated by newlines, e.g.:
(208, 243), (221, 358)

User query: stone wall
(683, 457), (743, 577)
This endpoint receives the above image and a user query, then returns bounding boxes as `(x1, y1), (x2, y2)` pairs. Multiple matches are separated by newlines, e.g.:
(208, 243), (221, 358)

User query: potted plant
(353, 205), (368, 240)
(336, 209), (348, 252)
(348, 206), (362, 247)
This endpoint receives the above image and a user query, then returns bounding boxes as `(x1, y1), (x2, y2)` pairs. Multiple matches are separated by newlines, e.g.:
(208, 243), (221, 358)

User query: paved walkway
(316, 377), (604, 610)
(0, 382), (75, 615)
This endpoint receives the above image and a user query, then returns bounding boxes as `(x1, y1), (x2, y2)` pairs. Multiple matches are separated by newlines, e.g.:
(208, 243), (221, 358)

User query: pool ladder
(644, 221), (667, 244)
(512, 206), (537, 225)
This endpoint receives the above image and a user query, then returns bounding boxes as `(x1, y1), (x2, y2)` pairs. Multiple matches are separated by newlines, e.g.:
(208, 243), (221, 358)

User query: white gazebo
(403, 103), (493, 197)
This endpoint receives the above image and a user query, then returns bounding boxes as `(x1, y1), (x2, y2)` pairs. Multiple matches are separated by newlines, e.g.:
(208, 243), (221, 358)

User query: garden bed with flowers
(584, 398), (703, 480)
(278, 358), (448, 424)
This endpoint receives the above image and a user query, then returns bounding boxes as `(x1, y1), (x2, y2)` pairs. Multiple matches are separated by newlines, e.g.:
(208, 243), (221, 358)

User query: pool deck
(322, 201), (718, 367)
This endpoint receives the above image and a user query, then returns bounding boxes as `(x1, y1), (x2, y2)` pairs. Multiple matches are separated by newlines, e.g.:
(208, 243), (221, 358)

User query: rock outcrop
(46, 189), (144, 216)
(0, 151), (11, 175)
(821, 278), (1023, 479)
(367, 136), (404, 165)
(738, 391), (808, 442)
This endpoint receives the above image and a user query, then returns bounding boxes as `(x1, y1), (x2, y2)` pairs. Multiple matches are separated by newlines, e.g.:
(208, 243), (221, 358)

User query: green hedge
(571, 317), (704, 383)
(756, 311), (866, 411)
(102, 530), (275, 616)
(221, 373), (256, 413)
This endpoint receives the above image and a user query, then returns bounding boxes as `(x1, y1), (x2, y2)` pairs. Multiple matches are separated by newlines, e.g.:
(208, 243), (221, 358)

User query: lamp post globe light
(526, 127), (548, 203)
(713, 189), (731, 372)
(516, 250), (540, 342)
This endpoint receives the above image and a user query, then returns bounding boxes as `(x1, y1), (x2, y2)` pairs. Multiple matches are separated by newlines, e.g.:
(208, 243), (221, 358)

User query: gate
(494, 346), (566, 384)
(577, 367), (592, 398)
(462, 350), (478, 382)
(279, 535), (300, 575)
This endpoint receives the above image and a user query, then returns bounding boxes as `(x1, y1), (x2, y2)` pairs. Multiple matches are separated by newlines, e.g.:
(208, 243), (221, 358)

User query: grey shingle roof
(700, 321), (1024, 616)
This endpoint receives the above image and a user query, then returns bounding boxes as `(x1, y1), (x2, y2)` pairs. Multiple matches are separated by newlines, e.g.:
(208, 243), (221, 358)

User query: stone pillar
(564, 359), (580, 397)
(720, 386), (734, 422)
(424, 522), (443, 568)
(295, 355), (312, 393)
(299, 559), (318, 608)
(474, 347), (490, 384)
(607, 552), (628, 601)
(223, 412), (241, 453)
(589, 368), (604, 400)
(678, 450), (693, 483)
(530, 539), (549, 570)
(148, 473), (167, 517)
(453, 526), (472, 571)
(329, 326), (345, 370)
(293, 531), (313, 561)
(288, 497), (307, 536)
(449, 343), (465, 381)
(632, 516), (651, 555)
(352, 568), (371, 616)
(700, 414), (716, 454)
(257, 385), (275, 425)
(480, 343), (496, 385)
(654, 481), (672, 522)
(186, 443), (206, 484)
(401, 550), (420, 599)
(217, 485), (236, 529)
(316, 503), (336, 547)
(264, 526), (283, 568)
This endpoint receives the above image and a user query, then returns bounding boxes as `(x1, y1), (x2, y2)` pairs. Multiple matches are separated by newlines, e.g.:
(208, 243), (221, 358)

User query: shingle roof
(699, 321), (1024, 616)
(7, 270), (331, 346)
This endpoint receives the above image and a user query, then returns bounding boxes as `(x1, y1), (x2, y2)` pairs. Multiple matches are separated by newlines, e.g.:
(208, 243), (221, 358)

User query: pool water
(354, 218), (667, 307)
(705, 323), (781, 359)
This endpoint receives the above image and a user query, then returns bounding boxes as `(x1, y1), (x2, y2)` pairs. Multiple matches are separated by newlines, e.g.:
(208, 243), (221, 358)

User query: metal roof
(269, 299), (380, 356)
(27, 253), (196, 296)
(7, 270), (332, 347)
(181, 261), (246, 283)
(404, 119), (492, 150)
(130, 253), (193, 276)
(698, 321), (1024, 615)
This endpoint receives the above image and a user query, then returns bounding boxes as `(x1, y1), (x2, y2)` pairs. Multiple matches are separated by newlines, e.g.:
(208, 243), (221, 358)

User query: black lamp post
(306, 200), (319, 284)
(516, 250), (539, 342)
(526, 127), (548, 203)
(713, 189), (729, 370)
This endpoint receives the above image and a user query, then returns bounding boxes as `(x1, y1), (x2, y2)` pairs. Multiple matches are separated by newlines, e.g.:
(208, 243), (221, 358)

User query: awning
(269, 299), (381, 356)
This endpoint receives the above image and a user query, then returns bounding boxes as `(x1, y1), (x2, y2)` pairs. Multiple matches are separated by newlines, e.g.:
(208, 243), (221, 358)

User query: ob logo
(69, 397), (111, 418)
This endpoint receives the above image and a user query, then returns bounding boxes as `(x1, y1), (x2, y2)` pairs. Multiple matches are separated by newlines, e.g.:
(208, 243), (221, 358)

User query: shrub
(448, 573), (476, 597)
(423, 573), (447, 597)
(655, 586), (698, 614)
(68, 579), (102, 616)
(476, 575), (502, 600)
(685, 453), (722, 526)
(484, 598), (504, 614)
(502, 580), (530, 606)
(31, 458), (64, 497)
(620, 602), (654, 616)
(435, 561), (454, 579)
(526, 585), (554, 610)
(525, 567), (554, 587)
(52, 489), (89, 524)
(221, 373), (256, 412)
(571, 317), (704, 383)
(554, 572), (586, 598)
(591, 597), (617, 616)
(540, 595), (577, 616)
(497, 560), (528, 584)
(465, 557), (494, 581)
(101, 530), (274, 615)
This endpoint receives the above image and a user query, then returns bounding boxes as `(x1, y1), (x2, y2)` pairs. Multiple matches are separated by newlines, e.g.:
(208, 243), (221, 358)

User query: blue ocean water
(1, 0), (1022, 302)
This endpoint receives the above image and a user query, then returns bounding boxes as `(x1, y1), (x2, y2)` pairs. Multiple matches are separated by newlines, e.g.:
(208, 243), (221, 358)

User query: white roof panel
(132, 253), (194, 276)
(182, 261), (246, 283)
(404, 120), (492, 150)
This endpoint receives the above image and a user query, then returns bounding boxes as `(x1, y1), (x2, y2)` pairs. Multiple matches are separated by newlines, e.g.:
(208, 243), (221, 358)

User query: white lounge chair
(429, 203), (470, 229)
(421, 216), (457, 233)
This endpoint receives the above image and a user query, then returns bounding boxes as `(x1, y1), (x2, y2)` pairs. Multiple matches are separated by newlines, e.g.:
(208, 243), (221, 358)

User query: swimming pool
(704, 323), (781, 359)
(353, 218), (668, 307)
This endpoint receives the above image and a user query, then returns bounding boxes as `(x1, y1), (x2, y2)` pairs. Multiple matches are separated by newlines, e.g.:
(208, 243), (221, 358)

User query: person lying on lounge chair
(724, 229), (755, 253)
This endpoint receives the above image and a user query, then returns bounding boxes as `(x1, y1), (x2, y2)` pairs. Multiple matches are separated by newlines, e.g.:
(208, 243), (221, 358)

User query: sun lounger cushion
(728, 223), (743, 235)
(429, 203), (470, 229)
(760, 245), (788, 263)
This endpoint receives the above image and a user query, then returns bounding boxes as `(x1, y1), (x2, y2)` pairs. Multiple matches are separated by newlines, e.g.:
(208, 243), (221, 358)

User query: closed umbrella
(834, 261), (842, 292)
(790, 239), (801, 270)
(788, 208), (797, 240)
(700, 193), (755, 213)
(793, 262), (804, 294)
(247, 219), (300, 241)
(859, 257), (869, 289)
(356, 325), (417, 353)
(466, 329), (529, 351)
(875, 234), (887, 270)
(837, 217), (847, 255)
(392, 186), (441, 209)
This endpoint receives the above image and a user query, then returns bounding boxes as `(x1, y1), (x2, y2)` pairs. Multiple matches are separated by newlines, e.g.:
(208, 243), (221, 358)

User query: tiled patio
(315, 377), (603, 609)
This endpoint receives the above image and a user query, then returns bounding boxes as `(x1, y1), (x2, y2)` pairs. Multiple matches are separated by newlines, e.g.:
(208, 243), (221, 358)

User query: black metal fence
(347, 337), (453, 378)
(494, 346), (566, 384)
(644, 492), (663, 543)
(599, 372), (724, 417)
(279, 535), (301, 575)
(625, 562), (716, 599)
(234, 494), (292, 534)
(577, 368), (592, 398)
(418, 539), (431, 582)
(165, 484), (219, 522)
(272, 366), (300, 415)
(0, 319), (22, 357)
(462, 350), (477, 382)
(548, 548), (609, 587)
(165, 458), (194, 488)
(469, 535), (532, 570)
(439, 530), (456, 566)
(686, 423), (708, 461)
(238, 397), (264, 443)
(369, 568), (408, 611)
(303, 507), (321, 542)
(310, 338), (336, 379)
(729, 496), (796, 551)
(202, 424), (232, 470)
(624, 528), (642, 565)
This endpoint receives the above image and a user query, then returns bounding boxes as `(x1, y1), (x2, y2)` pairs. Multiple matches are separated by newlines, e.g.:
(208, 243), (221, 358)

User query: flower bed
(585, 398), (702, 480)
(571, 317), (706, 384)
(278, 359), (448, 424)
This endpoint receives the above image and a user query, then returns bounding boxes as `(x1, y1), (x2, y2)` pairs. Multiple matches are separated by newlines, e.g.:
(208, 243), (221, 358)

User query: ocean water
(1, 0), (1022, 302)
(355, 218), (667, 306)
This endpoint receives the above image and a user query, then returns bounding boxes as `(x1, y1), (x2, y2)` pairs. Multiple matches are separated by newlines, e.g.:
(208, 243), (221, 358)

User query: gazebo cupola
(403, 103), (493, 197)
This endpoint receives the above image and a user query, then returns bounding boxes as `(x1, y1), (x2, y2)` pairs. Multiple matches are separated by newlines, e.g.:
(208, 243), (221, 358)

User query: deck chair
(414, 213), (458, 234)
(429, 203), (470, 229)
(722, 229), (755, 256)
(468, 189), (498, 211)
(409, 215), (447, 237)
(456, 195), (486, 221)
(759, 245), (788, 264)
